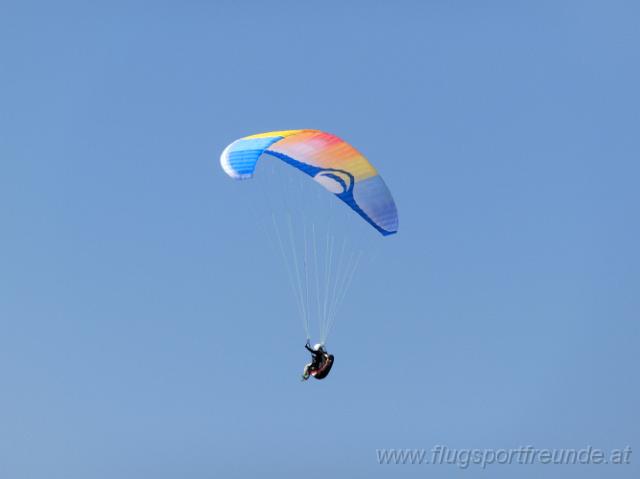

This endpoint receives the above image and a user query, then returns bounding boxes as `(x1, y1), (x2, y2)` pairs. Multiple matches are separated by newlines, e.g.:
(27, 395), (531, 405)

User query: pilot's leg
(302, 363), (311, 381)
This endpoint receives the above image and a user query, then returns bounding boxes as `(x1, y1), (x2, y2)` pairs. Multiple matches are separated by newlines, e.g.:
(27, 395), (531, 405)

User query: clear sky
(1, 1), (638, 478)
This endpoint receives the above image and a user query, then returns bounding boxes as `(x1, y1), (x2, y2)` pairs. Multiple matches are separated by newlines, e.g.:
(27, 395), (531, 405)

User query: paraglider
(220, 129), (397, 381)
(302, 341), (334, 381)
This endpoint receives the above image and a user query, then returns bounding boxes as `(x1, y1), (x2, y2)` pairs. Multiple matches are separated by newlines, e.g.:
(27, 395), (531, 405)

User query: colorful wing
(220, 129), (398, 236)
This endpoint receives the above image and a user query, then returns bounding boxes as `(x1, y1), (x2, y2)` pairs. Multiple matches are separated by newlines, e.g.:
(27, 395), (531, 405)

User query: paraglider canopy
(220, 129), (398, 236)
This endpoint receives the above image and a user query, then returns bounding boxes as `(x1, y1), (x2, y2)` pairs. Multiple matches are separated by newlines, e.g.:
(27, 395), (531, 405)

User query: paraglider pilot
(301, 340), (334, 381)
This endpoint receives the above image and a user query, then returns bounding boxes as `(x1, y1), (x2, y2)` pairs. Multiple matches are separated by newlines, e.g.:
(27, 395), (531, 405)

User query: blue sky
(1, 1), (638, 478)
